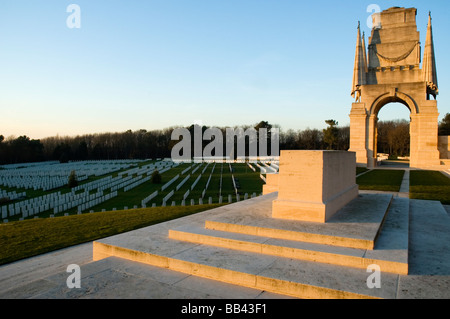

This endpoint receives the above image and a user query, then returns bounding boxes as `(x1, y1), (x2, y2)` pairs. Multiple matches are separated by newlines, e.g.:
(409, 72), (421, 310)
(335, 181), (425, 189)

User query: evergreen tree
(151, 170), (162, 184)
(439, 113), (450, 136)
(68, 171), (78, 188)
(323, 120), (339, 150)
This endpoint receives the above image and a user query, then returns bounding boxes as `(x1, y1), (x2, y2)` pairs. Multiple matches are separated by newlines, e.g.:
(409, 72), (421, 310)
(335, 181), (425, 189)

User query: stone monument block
(272, 150), (358, 223)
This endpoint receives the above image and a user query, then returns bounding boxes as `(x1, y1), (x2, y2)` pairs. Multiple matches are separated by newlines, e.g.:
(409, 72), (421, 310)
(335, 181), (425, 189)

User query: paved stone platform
(1, 192), (450, 299)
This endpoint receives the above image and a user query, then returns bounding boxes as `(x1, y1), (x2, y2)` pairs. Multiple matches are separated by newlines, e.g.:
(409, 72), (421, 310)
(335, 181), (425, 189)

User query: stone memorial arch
(349, 7), (440, 168)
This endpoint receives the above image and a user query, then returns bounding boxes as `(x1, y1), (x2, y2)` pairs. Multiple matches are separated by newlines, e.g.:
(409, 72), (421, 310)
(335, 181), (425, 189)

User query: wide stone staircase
(93, 191), (423, 299)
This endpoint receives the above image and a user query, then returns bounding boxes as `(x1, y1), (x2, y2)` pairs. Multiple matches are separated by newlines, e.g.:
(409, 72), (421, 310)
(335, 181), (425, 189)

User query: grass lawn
(232, 163), (264, 196)
(356, 169), (405, 192)
(409, 170), (450, 205)
(210, 163), (224, 201)
(221, 163), (236, 198)
(356, 167), (369, 175)
(0, 203), (224, 266)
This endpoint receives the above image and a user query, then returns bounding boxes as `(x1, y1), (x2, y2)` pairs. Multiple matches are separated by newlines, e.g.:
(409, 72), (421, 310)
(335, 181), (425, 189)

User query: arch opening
(374, 102), (411, 166)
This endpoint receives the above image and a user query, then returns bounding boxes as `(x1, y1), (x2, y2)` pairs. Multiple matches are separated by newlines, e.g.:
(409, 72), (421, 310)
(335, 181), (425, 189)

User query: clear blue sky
(0, 0), (448, 139)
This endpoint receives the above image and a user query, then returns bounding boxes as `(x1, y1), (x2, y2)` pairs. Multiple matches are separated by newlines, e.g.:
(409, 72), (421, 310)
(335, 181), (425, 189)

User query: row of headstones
(159, 170), (194, 205)
(254, 162), (267, 174)
(229, 163), (238, 196)
(112, 174), (144, 192)
(0, 160), (167, 220)
(2, 190), (74, 218)
(2, 160), (230, 221)
(71, 174), (113, 193)
(140, 164), (182, 206)
(60, 163), (171, 214)
(161, 192), (259, 207)
(218, 163), (224, 196)
(142, 162), (215, 207)
(122, 164), (176, 193)
(2, 192), (263, 222)
(0, 164), (151, 218)
(3, 159), (139, 173)
(123, 175), (151, 192)
(253, 162), (279, 174)
(184, 163), (210, 193)
(117, 163), (150, 178)
(72, 161), (168, 194)
(8, 162), (174, 217)
(202, 163), (216, 198)
(0, 190), (26, 201)
(191, 163), (204, 175)
(0, 161), (119, 183)
(0, 161), (59, 170)
(181, 165), (193, 175)
(190, 173), (202, 191)
(76, 191), (118, 214)
(261, 162), (278, 173)
(54, 190), (112, 214)
(176, 175), (191, 191)
(0, 174), (88, 191)
(1, 187), (110, 218)
(0, 160), (139, 191)
(77, 171), (137, 193)
(161, 174), (180, 191)
(3, 189), (121, 221)
(141, 163), (203, 206)
(162, 162), (252, 209)
(85, 162), (141, 176)
(141, 190), (158, 207)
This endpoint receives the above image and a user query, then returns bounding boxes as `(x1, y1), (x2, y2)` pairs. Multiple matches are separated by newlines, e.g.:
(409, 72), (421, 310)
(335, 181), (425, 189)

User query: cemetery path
(0, 242), (93, 298)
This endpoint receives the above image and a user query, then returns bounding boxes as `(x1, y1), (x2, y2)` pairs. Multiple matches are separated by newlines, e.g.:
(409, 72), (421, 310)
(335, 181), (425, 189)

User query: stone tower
(349, 7), (440, 168)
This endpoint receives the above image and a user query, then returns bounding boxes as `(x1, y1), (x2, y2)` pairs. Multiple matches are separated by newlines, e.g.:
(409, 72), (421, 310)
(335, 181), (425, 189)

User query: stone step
(205, 193), (394, 250)
(168, 197), (409, 275)
(92, 194), (408, 299)
(93, 237), (399, 299)
(168, 224), (408, 275)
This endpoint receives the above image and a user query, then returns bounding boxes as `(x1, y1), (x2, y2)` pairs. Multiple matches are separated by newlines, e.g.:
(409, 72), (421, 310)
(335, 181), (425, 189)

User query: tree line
(1, 115), (448, 165)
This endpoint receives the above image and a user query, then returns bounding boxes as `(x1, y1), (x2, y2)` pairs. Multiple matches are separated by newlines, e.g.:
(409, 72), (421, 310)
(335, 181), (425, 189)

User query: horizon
(0, 117), (415, 142)
(1, 1), (449, 140)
